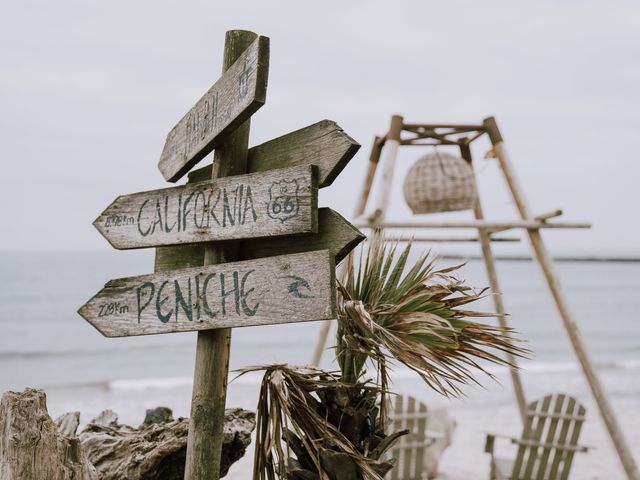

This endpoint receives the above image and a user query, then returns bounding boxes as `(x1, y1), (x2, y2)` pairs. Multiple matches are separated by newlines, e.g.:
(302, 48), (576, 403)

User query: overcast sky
(1, 0), (639, 255)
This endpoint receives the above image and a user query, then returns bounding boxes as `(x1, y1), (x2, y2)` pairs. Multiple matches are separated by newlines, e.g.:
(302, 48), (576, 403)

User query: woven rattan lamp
(403, 151), (478, 214)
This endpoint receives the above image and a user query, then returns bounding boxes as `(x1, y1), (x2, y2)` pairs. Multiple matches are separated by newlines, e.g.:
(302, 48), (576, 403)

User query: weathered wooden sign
(80, 29), (365, 480)
(158, 36), (269, 182)
(79, 250), (335, 337)
(94, 165), (317, 249)
(154, 208), (364, 271)
(188, 120), (359, 187)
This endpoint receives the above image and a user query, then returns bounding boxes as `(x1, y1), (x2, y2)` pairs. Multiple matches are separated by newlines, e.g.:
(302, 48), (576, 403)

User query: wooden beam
(484, 115), (640, 480)
(370, 115), (403, 250)
(535, 209), (563, 221)
(352, 136), (384, 219)
(402, 123), (484, 131)
(382, 236), (520, 243)
(460, 141), (527, 423)
(355, 220), (591, 230)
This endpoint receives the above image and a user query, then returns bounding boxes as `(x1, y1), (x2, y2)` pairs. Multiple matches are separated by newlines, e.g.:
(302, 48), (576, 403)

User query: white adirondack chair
(388, 395), (453, 480)
(484, 393), (590, 480)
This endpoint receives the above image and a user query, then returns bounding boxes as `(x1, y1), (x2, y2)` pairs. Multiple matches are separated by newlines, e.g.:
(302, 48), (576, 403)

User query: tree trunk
(0, 388), (98, 480)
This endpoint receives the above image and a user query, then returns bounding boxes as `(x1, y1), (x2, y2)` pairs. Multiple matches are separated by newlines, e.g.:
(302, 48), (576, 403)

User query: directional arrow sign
(154, 208), (365, 272)
(79, 250), (336, 337)
(188, 120), (360, 187)
(158, 36), (269, 182)
(94, 165), (317, 249)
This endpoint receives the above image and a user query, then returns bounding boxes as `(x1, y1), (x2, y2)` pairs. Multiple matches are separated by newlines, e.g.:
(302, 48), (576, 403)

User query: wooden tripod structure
(311, 115), (639, 479)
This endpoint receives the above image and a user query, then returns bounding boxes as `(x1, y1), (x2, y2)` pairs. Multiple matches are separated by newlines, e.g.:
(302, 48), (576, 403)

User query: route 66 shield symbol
(267, 179), (299, 222)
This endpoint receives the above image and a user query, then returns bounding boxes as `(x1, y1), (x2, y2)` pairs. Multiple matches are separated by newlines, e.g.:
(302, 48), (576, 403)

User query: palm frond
(337, 242), (529, 397)
(240, 365), (394, 480)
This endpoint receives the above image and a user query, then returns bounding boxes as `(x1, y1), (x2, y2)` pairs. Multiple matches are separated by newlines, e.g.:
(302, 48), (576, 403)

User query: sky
(1, 0), (639, 255)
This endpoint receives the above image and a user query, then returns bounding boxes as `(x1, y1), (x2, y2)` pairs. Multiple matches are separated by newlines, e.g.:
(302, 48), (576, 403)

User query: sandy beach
(223, 399), (639, 479)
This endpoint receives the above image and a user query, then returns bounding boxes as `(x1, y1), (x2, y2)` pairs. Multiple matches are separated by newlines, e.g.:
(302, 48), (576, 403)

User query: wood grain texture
(243, 208), (363, 263)
(78, 250), (336, 338)
(78, 407), (255, 479)
(94, 165), (317, 249)
(158, 36), (269, 182)
(0, 388), (99, 480)
(184, 30), (257, 480)
(188, 120), (360, 187)
(154, 208), (364, 269)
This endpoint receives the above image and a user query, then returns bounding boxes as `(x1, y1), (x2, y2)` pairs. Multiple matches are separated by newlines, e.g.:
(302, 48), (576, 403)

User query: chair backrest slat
(390, 395), (405, 480)
(414, 402), (427, 478)
(389, 395), (431, 480)
(558, 403), (586, 480)
(535, 394), (566, 480)
(547, 396), (577, 479)
(402, 396), (417, 476)
(521, 394), (553, 478)
(512, 397), (541, 478)
(509, 394), (586, 480)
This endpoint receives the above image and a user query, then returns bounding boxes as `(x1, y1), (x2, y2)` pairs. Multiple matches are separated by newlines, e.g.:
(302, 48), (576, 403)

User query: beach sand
(225, 400), (639, 479)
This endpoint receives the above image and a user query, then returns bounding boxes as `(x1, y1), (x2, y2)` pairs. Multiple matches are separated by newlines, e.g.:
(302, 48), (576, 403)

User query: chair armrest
(484, 432), (520, 454)
(425, 429), (445, 439)
(485, 434), (495, 454)
(510, 438), (591, 453)
(484, 432), (591, 455)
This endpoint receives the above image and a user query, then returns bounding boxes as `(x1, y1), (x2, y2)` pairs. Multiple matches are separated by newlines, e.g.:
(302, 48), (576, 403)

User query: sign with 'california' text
(94, 165), (317, 249)
(78, 250), (336, 337)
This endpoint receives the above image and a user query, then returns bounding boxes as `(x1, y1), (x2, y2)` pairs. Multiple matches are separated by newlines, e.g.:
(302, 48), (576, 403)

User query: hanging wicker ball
(403, 151), (478, 214)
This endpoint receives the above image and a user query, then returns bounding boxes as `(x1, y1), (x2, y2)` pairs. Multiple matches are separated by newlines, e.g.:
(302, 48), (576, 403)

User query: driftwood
(0, 389), (255, 480)
(0, 388), (98, 480)
(79, 407), (255, 480)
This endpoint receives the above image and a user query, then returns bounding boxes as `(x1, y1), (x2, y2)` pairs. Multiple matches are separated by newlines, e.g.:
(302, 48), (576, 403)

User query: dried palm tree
(250, 243), (527, 480)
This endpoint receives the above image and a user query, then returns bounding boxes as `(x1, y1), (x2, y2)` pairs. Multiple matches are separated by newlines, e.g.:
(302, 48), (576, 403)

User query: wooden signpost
(79, 29), (363, 480)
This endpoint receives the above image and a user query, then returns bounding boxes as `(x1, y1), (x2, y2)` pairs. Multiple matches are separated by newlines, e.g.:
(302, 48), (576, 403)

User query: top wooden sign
(158, 36), (269, 182)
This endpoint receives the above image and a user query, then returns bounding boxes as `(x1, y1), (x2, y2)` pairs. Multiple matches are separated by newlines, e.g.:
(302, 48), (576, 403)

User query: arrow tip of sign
(324, 209), (366, 263)
(317, 120), (361, 187)
(78, 303), (119, 338)
(92, 217), (123, 251)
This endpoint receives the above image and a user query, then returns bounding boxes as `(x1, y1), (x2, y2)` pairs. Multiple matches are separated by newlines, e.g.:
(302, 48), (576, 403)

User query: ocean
(1, 250), (638, 478)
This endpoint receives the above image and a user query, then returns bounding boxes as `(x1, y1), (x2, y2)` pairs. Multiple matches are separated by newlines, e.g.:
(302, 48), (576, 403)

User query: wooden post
(460, 141), (527, 423)
(354, 135), (385, 218)
(372, 115), (403, 222)
(369, 115), (403, 253)
(184, 30), (261, 480)
(484, 116), (640, 480)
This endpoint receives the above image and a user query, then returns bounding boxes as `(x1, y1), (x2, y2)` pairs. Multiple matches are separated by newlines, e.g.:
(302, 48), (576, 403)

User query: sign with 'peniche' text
(79, 250), (336, 337)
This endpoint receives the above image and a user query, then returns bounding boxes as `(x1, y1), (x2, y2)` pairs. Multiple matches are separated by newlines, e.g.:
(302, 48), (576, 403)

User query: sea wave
(391, 358), (640, 378)
(109, 377), (194, 391)
(95, 359), (640, 393)
(0, 343), (193, 360)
